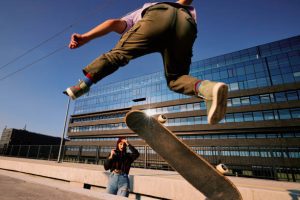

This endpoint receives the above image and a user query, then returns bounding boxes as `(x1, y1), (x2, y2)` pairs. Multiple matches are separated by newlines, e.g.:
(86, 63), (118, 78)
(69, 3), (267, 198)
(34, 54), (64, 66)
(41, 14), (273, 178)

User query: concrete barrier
(0, 156), (299, 200)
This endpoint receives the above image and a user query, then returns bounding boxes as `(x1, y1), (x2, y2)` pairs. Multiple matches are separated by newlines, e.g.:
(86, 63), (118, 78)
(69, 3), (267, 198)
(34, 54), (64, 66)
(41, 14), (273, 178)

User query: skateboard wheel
(216, 163), (229, 174)
(158, 114), (167, 124)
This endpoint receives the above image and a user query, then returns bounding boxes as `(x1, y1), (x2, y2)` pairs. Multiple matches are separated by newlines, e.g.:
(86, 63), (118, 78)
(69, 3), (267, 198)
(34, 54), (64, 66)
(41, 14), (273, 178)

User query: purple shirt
(121, 2), (197, 33)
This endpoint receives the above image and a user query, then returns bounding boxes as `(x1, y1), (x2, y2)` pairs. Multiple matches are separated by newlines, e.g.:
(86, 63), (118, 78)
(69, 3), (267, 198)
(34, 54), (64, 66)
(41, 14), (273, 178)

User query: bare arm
(69, 19), (127, 49)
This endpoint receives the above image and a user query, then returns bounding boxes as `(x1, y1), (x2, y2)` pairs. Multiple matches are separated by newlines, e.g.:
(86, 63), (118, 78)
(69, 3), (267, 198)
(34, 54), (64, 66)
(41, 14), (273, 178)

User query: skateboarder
(104, 137), (139, 197)
(64, 0), (228, 125)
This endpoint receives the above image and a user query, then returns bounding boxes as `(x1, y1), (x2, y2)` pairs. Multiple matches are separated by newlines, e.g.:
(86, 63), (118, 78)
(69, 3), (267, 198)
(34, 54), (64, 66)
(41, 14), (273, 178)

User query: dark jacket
(104, 144), (139, 174)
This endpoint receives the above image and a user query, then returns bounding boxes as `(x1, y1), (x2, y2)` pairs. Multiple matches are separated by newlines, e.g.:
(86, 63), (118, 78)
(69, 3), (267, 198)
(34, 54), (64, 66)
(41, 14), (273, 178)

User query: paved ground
(0, 174), (101, 200)
(0, 170), (127, 200)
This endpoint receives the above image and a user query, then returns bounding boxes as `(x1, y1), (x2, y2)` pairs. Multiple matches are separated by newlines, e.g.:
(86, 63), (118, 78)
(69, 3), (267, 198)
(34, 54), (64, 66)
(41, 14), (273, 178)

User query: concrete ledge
(0, 169), (126, 200)
(0, 156), (299, 200)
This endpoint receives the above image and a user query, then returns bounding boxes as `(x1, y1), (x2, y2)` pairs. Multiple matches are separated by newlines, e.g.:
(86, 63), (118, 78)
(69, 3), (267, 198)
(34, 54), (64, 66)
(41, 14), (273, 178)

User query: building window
(275, 92), (287, 102)
(250, 95), (260, 104)
(278, 109), (291, 120)
(243, 112), (254, 121)
(232, 98), (241, 106)
(234, 113), (243, 122)
(229, 82), (239, 91)
(260, 94), (272, 103)
(250, 111), (260, 121)
(225, 114), (234, 123)
(272, 74), (285, 85)
(241, 97), (250, 105)
(291, 109), (300, 119)
(263, 111), (275, 120)
(286, 91), (299, 101)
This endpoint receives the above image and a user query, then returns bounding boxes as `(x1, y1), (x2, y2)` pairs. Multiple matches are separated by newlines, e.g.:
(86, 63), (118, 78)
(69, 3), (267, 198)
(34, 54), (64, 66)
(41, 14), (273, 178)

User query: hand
(109, 149), (116, 159)
(121, 138), (129, 146)
(68, 33), (89, 49)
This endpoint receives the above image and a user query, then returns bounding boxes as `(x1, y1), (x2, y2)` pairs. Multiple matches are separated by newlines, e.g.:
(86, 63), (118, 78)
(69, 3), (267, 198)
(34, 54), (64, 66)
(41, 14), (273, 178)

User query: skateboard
(125, 110), (242, 200)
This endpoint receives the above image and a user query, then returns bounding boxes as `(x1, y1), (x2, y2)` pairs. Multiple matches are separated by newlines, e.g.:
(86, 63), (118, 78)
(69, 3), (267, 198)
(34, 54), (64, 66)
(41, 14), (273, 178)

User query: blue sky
(0, 0), (300, 137)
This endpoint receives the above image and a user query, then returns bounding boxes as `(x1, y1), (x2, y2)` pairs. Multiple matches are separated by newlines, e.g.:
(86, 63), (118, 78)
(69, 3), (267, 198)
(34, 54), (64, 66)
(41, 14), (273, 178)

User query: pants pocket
(186, 16), (197, 32)
(119, 24), (141, 47)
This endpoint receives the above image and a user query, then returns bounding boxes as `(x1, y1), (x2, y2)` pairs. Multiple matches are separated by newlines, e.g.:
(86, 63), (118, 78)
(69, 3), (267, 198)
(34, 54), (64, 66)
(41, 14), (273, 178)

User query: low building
(0, 128), (64, 159)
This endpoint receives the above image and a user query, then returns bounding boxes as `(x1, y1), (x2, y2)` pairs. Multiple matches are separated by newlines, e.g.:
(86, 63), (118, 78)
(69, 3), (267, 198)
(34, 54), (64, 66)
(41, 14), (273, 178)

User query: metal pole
(36, 145), (41, 159)
(57, 98), (71, 163)
(144, 146), (147, 169)
(48, 145), (53, 160)
(26, 145), (31, 158)
(17, 145), (21, 157)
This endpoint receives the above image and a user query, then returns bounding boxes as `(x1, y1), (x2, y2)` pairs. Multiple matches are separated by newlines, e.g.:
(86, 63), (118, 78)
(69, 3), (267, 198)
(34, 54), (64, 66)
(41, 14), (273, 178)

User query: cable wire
(0, 27), (71, 72)
(0, 0), (114, 72)
(0, 45), (67, 81)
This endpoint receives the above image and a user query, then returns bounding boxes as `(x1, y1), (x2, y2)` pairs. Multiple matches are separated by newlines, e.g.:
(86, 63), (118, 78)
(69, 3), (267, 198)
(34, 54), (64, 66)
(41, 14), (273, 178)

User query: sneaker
(63, 80), (90, 100)
(198, 80), (228, 125)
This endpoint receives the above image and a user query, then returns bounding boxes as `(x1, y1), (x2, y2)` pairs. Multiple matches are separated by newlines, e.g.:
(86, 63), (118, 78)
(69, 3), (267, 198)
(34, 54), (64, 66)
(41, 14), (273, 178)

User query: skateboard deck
(125, 110), (242, 200)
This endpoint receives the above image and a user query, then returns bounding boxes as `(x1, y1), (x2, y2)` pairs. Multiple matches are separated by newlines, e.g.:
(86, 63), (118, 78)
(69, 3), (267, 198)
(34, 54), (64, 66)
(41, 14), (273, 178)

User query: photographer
(104, 137), (139, 197)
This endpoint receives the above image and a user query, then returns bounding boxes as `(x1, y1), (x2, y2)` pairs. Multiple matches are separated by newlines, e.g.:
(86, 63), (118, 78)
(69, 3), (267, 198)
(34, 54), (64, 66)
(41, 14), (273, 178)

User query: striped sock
(83, 74), (93, 87)
(194, 80), (202, 96)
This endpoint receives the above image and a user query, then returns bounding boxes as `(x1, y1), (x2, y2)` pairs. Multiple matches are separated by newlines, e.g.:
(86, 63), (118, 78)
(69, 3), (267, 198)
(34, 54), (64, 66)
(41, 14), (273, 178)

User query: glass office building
(66, 35), (300, 182)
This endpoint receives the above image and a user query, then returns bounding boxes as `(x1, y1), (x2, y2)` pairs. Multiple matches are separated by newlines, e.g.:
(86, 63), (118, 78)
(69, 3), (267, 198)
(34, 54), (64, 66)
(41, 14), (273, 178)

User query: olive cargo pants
(83, 3), (199, 96)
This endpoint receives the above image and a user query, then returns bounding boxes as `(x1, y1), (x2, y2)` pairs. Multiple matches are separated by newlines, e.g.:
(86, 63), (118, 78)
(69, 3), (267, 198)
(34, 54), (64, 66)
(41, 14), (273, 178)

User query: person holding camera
(104, 137), (140, 197)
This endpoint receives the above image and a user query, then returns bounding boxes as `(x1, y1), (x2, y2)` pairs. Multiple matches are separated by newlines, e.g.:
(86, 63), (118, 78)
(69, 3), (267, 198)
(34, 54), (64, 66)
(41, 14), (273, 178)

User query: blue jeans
(106, 173), (130, 197)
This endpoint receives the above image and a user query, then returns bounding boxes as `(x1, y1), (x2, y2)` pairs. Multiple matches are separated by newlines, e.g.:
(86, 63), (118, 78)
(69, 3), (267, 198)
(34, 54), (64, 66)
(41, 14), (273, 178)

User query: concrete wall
(0, 156), (204, 199)
(0, 156), (299, 200)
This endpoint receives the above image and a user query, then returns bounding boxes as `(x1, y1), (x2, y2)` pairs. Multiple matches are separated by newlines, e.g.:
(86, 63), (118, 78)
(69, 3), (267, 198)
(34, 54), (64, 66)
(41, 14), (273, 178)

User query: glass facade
(69, 107), (300, 133)
(74, 35), (300, 115)
(65, 145), (300, 159)
(70, 87), (300, 133)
